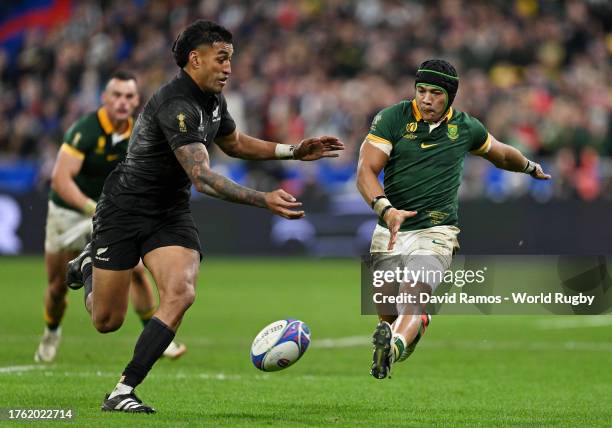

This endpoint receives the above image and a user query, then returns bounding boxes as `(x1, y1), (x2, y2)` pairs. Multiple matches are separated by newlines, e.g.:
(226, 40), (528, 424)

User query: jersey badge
(177, 113), (187, 133)
(447, 123), (458, 140)
(402, 122), (418, 140)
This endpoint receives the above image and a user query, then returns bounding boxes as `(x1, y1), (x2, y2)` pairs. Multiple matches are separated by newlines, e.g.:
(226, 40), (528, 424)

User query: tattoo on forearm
(175, 143), (266, 207)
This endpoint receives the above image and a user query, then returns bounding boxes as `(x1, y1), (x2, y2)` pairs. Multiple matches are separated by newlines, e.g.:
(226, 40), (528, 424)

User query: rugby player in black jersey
(66, 20), (343, 413)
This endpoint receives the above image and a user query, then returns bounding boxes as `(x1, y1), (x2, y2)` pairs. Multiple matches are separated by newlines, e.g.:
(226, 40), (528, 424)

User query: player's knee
(167, 282), (196, 312)
(178, 284), (196, 311)
(93, 313), (125, 333)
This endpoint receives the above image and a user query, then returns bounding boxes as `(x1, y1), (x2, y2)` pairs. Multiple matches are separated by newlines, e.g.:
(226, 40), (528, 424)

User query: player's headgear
(172, 20), (233, 68)
(415, 59), (459, 111)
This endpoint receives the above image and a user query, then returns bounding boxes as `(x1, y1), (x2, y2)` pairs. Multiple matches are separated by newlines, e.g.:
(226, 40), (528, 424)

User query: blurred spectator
(0, 0), (610, 201)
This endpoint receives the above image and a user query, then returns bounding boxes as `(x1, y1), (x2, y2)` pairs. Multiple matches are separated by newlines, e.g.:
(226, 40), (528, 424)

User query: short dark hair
(172, 20), (233, 68)
(108, 70), (137, 83)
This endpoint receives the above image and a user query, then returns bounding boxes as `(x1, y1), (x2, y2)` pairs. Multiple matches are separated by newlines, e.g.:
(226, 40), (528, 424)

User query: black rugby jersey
(102, 69), (236, 214)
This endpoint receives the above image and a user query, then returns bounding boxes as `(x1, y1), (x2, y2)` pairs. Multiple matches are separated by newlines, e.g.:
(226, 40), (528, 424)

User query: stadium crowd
(0, 0), (610, 201)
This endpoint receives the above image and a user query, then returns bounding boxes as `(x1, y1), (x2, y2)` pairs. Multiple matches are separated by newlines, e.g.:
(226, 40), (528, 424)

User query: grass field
(1, 257), (611, 427)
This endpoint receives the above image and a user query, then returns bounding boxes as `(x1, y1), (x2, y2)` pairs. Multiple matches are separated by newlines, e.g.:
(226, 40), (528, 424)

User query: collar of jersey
(179, 69), (219, 110)
(411, 99), (453, 123)
(97, 107), (133, 139)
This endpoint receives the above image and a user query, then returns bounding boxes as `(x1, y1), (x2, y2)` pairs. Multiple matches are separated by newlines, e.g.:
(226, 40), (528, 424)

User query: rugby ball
(250, 319), (311, 372)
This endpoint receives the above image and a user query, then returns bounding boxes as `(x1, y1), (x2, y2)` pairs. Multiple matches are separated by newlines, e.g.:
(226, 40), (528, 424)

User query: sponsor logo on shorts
(95, 247), (110, 262)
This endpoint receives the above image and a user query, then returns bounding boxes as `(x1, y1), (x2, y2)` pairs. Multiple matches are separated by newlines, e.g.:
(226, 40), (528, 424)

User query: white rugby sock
(108, 382), (133, 399)
(391, 333), (407, 363)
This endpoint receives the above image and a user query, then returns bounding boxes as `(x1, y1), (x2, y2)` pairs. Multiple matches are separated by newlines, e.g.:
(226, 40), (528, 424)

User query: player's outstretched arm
(174, 142), (304, 219)
(478, 134), (551, 180)
(357, 139), (416, 250)
(215, 131), (344, 161)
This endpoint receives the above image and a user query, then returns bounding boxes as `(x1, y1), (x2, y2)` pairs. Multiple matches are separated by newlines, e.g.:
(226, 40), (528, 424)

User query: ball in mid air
(250, 319), (311, 372)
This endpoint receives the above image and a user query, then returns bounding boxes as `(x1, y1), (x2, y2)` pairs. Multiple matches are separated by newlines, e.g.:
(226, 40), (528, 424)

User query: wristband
(370, 195), (387, 209)
(379, 205), (393, 220)
(522, 160), (536, 174)
(373, 197), (392, 217)
(82, 199), (97, 216)
(275, 144), (296, 159)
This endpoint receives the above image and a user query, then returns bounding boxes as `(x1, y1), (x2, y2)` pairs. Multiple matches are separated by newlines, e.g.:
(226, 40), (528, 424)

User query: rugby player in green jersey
(357, 59), (550, 379)
(36, 71), (186, 362)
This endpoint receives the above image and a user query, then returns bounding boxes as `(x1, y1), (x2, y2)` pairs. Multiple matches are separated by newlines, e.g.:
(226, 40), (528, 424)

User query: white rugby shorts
(44, 201), (92, 253)
(370, 224), (460, 290)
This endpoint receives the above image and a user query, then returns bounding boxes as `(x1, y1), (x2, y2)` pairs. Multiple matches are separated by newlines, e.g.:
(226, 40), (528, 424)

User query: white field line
(315, 337), (612, 352)
(0, 368), (271, 381)
(0, 365), (47, 373)
(314, 336), (370, 348)
(535, 316), (612, 330)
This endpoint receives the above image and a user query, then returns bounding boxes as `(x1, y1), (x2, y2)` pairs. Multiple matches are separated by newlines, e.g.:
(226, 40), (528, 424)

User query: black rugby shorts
(91, 199), (202, 270)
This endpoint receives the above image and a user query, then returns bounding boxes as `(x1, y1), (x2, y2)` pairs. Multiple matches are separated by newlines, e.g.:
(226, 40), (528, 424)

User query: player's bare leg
(101, 246), (199, 413)
(90, 267), (132, 333)
(130, 262), (187, 359)
(390, 281), (432, 364)
(35, 250), (77, 362)
(143, 246), (199, 330)
(130, 262), (156, 322)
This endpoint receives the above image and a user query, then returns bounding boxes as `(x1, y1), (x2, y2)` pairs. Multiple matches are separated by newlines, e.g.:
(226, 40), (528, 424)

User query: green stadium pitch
(1, 257), (611, 427)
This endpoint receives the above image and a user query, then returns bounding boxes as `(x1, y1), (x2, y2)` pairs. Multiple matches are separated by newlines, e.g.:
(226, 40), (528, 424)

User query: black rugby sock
(122, 317), (175, 388)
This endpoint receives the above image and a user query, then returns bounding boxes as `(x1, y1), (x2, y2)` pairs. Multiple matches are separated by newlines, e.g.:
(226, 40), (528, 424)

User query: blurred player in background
(65, 20), (343, 413)
(36, 71), (186, 363)
(357, 59), (550, 379)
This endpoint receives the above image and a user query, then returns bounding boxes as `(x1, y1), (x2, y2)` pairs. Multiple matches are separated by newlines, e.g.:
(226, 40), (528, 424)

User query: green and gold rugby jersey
(367, 99), (491, 231)
(49, 108), (133, 212)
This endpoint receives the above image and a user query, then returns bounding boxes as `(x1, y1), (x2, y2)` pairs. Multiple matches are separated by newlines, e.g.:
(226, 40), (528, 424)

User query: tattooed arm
(174, 142), (304, 219)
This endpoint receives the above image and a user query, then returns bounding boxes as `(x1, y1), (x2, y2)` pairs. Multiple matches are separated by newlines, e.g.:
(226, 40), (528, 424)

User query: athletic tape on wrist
(373, 197), (392, 217)
(275, 144), (296, 159)
(523, 160), (536, 174)
(371, 195), (387, 209)
(379, 205), (393, 220)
